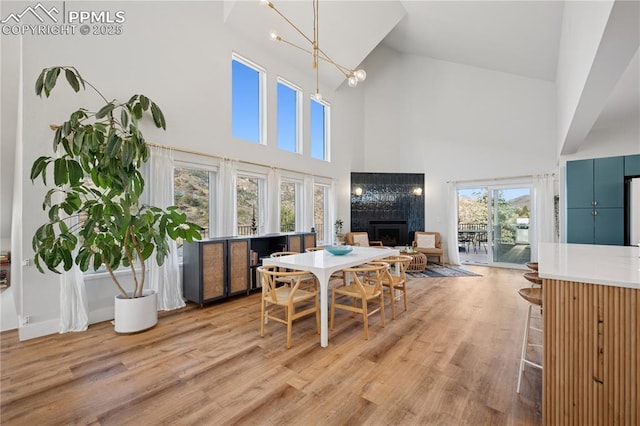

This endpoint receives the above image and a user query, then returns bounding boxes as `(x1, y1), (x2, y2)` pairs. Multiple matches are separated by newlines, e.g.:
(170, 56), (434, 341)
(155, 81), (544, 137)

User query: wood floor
(1, 266), (542, 425)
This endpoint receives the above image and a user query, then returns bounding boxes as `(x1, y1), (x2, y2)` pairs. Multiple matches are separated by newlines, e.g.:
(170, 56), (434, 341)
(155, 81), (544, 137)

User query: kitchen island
(538, 243), (639, 425)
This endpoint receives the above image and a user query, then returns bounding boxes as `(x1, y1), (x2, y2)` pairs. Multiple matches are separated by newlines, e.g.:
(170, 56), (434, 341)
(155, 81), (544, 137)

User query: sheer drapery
(218, 159), (238, 237)
(266, 168), (281, 234)
(531, 174), (558, 262)
(59, 257), (88, 333)
(144, 146), (185, 311)
(303, 175), (314, 234)
(447, 182), (462, 265)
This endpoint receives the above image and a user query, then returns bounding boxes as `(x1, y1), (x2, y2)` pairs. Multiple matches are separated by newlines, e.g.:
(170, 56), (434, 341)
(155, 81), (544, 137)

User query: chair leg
(362, 299), (369, 340)
(286, 305), (293, 349)
(330, 290), (336, 330)
(517, 304), (532, 393)
(388, 285), (396, 320)
(402, 285), (408, 312)
(260, 299), (266, 337)
(379, 294), (385, 328)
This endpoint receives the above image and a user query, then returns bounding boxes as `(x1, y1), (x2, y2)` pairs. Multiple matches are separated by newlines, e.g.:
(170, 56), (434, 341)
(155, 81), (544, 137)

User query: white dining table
(262, 246), (399, 347)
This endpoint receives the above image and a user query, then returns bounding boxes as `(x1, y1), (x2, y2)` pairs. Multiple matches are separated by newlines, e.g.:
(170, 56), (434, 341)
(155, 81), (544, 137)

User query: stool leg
(517, 304), (532, 394)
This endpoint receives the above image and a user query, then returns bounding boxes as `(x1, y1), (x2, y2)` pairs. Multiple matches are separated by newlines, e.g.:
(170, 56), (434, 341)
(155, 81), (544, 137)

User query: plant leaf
(53, 158), (68, 186)
(95, 103), (115, 119)
(64, 68), (80, 92)
(44, 67), (61, 97)
(35, 69), (46, 96)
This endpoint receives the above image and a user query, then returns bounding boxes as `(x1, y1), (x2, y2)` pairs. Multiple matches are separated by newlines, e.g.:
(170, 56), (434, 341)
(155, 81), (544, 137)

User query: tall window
(314, 184), (329, 244)
(174, 167), (212, 239)
(310, 98), (329, 161)
(280, 180), (301, 232)
(237, 174), (261, 235)
(277, 79), (301, 153)
(232, 54), (265, 144)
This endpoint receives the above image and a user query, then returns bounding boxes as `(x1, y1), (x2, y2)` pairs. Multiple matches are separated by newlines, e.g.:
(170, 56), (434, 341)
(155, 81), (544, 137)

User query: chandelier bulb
(269, 30), (279, 41)
(260, 0), (271, 6)
(313, 92), (323, 102)
(355, 69), (367, 82)
(348, 76), (358, 88)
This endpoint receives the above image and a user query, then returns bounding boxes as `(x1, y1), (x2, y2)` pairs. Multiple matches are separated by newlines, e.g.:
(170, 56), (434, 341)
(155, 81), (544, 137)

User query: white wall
(360, 46), (558, 251)
(3, 1), (364, 339)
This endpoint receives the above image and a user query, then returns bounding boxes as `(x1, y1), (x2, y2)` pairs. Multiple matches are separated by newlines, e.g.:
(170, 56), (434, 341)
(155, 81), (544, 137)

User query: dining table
(262, 246), (399, 347)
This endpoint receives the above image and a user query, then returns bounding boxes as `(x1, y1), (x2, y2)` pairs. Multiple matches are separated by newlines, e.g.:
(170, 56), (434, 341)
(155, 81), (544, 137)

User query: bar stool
(517, 286), (543, 394)
(525, 262), (538, 271)
(523, 271), (542, 286)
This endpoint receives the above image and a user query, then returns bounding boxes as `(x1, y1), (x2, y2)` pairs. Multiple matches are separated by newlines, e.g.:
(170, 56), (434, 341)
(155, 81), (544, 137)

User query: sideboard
(183, 232), (316, 305)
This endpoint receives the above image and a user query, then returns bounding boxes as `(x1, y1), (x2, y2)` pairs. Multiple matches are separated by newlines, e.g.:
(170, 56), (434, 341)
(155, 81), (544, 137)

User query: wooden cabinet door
(228, 239), (249, 295)
(202, 241), (226, 301)
(625, 154), (640, 176)
(594, 208), (624, 245)
(304, 233), (316, 251)
(566, 209), (594, 244)
(594, 156), (623, 208)
(566, 159), (594, 209)
(287, 234), (303, 252)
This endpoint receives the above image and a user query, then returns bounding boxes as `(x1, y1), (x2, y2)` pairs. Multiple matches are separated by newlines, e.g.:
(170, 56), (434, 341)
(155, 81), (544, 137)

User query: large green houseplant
(30, 66), (201, 302)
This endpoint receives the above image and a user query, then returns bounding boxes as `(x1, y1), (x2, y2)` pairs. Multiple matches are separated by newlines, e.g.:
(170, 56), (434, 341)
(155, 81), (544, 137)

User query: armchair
(344, 232), (383, 247)
(412, 231), (444, 264)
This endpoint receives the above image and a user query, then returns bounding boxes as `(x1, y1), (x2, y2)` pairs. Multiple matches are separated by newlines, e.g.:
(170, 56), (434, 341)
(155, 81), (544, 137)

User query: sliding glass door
(457, 184), (531, 267)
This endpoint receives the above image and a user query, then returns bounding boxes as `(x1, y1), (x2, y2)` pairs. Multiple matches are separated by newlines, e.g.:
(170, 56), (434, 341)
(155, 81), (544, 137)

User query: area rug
(408, 264), (481, 278)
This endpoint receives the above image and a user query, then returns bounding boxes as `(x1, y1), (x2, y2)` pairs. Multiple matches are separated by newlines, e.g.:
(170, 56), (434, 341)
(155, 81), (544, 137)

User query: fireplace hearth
(369, 220), (408, 246)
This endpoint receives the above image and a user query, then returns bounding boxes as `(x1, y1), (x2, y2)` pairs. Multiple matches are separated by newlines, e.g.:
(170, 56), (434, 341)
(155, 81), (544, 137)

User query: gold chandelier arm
(266, 2), (315, 48)
(277, 36), (354, 77)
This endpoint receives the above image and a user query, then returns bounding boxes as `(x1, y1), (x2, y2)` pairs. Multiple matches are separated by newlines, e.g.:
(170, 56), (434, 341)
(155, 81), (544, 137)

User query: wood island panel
(543, 278), (639, 425)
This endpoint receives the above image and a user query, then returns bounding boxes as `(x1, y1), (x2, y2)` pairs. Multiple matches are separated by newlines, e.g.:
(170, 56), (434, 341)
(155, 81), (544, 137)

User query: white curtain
(266, 168), (281, 233)
(531, 174), (558, 262)
(145, 146), (185, 311)
(303, 175), (315, 234)
(218, 159), (238, 237)
(59, 261), (88, 333)
(447, 182), (462, 265)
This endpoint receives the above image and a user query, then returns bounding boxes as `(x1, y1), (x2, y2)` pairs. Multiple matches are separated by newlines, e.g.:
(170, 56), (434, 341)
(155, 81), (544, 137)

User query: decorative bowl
(325, 245), (354, 256)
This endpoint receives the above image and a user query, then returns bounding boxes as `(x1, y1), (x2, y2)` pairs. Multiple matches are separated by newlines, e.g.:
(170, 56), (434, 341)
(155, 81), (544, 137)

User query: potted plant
(334, 219), (344, 244)
(30, 66), (201, 332)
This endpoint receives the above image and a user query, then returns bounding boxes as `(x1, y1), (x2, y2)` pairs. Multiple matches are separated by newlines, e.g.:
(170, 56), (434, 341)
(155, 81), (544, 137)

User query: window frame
(231, 52), (267, 145)
(310, 96), (331, 161)
(276, 77), (303, 154)
(236, 170), (267, 235)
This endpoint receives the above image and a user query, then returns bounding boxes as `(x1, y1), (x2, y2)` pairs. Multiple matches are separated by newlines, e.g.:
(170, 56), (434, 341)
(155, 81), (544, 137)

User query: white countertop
(538, 243), (640, 289)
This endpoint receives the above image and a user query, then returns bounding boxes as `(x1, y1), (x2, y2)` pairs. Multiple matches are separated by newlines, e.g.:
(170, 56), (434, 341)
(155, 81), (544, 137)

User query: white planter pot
(114, 289), (158, 333)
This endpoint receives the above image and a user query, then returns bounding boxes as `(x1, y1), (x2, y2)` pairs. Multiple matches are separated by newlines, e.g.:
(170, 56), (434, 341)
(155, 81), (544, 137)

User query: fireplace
(369, 220), (408, 246)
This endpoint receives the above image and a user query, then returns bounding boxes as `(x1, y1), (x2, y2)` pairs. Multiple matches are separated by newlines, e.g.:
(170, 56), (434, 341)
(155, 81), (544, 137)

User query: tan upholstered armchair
(412, 231), (444, 264)
(345, 232), (383, 247)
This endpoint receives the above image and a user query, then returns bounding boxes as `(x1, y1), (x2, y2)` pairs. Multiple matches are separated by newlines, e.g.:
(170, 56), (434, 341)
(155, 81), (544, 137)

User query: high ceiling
(226, 0), (638, 132)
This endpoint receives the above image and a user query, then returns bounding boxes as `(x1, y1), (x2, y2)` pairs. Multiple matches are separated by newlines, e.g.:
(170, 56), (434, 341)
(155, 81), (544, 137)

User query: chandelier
(261, 0), (366, 101)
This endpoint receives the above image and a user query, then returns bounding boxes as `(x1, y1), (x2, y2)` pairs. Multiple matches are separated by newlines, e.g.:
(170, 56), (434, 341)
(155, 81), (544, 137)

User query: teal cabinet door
(567, 209), (594, 244)
(594, 156), (623, 208)
(566, 159), (594, 209)
(594, 208), (624, 245)
(625, 154), (640, 176)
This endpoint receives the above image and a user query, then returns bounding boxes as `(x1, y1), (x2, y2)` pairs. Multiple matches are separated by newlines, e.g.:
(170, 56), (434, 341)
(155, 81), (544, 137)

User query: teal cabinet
(566, 156), (624, 245)
(625, 154), (640, 176)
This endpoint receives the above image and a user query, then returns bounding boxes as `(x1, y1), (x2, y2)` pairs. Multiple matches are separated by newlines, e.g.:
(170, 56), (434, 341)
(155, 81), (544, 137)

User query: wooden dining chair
(271, 251), (317, 290)
(379, 255), (412, 319)
(330, 261), (388, 340)
(258, 265), (319, 349)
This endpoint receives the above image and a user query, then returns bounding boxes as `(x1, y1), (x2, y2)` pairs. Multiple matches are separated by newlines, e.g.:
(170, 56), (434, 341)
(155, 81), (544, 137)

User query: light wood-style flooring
(1, 265), (542, 425)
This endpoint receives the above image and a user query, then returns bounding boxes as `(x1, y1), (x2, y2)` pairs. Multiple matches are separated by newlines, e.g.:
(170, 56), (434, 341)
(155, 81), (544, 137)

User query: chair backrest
(257, 265), (312, 303)
(345, 232), (372, 246)
(305, 247), (324, 252)
(414, 231), (441, 248)
(342, 261), (390, 295)
(383, 255), (412, 279)
(270, 251), (298, 257)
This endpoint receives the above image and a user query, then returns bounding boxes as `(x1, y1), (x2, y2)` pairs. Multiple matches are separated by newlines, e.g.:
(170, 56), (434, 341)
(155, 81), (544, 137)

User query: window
(237, 174), (262, 235)
(314, 183), (329, 244)
(174, 167), (212, 239)
(310, 98), (329, 160)
(277, 79), (301, 153)
(232, 54), (265, 144)
(280, 180), (301, 232)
